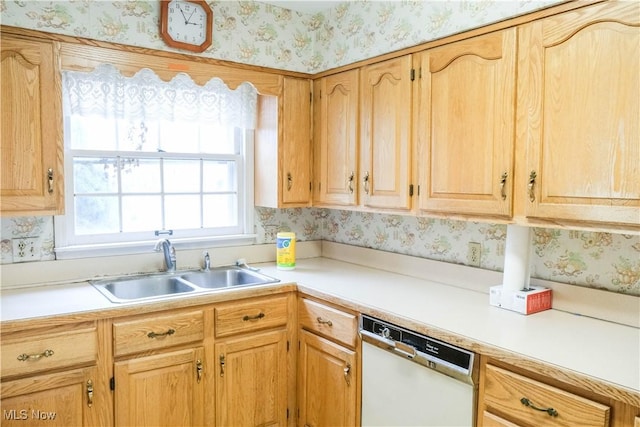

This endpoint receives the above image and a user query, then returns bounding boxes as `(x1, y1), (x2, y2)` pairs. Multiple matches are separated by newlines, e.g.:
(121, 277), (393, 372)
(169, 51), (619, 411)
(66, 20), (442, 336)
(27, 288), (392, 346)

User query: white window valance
(62, 64), (258, 129)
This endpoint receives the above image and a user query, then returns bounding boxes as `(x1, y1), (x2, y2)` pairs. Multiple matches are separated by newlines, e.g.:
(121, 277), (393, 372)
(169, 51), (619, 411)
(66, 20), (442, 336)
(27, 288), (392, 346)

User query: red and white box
(489, 285), (552, 315)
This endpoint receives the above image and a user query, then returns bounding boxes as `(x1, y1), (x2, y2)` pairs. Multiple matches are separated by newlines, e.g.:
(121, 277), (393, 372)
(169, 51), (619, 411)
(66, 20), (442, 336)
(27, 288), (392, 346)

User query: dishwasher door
(361, 341), (475, 426)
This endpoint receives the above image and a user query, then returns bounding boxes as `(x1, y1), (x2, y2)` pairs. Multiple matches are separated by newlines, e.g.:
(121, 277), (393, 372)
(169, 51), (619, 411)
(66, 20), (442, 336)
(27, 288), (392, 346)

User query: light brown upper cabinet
(313, 69), (360, 207)
(415, 29), (516, 219)
(517, 1), (640, 228)
(1, 35), (64, 216)
(256, 76), (312, 208)
(360, 56), (414, 211)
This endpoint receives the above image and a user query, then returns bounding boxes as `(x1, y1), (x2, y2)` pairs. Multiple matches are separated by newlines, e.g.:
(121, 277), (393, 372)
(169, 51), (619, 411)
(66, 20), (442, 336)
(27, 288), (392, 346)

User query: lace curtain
(62, 64), (258, 129)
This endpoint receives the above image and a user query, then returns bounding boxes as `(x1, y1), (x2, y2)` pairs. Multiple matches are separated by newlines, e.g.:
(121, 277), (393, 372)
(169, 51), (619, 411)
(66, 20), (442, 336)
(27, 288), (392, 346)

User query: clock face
(168, 1), (206, 45)
(160, 0), (212, 52)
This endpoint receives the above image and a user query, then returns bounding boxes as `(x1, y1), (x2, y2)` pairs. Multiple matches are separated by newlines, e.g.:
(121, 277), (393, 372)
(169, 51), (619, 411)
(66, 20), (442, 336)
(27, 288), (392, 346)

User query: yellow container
(276, 232), (296, 270)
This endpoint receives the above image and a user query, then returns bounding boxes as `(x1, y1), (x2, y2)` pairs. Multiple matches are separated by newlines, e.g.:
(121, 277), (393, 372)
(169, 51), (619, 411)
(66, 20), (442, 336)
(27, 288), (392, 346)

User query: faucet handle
(203, 251), (211, 271)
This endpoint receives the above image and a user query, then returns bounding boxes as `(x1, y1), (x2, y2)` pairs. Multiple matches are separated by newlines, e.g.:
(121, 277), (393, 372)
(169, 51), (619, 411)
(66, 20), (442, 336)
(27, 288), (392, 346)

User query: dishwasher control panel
(360, 314), (475, 382)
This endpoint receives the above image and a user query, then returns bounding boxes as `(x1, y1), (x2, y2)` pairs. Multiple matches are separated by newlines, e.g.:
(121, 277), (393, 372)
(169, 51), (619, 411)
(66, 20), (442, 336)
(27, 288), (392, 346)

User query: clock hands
(186, 8), (196, 24)
(176, 3), (188, 24)
(177, 3), (200, 26)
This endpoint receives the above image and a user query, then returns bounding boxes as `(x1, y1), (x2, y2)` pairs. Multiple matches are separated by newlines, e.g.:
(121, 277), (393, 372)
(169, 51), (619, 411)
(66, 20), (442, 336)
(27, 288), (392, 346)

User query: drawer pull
(243, 312), (265, 321)
(196, 359), (203, 383)
(86, 380), (93, 408)
(17, 349), (54, 361)
(520, 397), (558, 417)
(47, 168), (54, 194)
(344, 363), (351, 386)
(500, 172), (508, 200)
(316, 317), (333, 326)
(147, 328), (176, 339)
(528, 170), (537, 202)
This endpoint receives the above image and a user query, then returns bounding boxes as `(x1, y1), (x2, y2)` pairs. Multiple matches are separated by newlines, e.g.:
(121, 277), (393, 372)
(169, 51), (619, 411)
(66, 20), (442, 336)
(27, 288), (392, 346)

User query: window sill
(54, 234), (257, 260)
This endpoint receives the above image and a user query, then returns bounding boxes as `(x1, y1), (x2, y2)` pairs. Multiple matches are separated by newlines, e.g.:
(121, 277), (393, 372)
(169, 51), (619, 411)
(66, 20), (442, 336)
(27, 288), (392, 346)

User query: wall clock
(160, 0), (213, 53)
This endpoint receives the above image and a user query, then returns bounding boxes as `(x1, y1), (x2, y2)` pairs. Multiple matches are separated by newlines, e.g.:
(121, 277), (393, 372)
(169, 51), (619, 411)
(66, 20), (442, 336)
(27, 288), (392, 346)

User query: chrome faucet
(203, 251), (211, 271)
(154, 239), (176, 272)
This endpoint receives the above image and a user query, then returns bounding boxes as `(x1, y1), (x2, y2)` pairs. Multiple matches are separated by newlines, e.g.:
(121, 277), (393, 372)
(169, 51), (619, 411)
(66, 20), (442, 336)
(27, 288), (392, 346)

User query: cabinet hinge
(410, 68), (416, 81)
(309, 181), (312, 192)
(110, 377), (115, 391)
(409, 184), (414, 197)
(310, 92), (312, 103)
(417, 185), (420, 196)
(287, 340), (290, 352)
(287, 408), (290, 419)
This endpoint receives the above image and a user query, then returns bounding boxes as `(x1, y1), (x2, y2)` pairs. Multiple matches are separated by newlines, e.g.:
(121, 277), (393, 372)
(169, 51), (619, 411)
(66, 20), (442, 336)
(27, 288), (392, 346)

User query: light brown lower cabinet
(297, 297), (359, 427)
(114, 347), (205, 426)
(0, 322), (104, 427)
(1, 366), (99, 427)
(298, 329), (358, 427)
(111, 308), (207, 427)
(479, 359), (640, 427)
(213, 294), (292, 426)
(214, 329), (289, 426)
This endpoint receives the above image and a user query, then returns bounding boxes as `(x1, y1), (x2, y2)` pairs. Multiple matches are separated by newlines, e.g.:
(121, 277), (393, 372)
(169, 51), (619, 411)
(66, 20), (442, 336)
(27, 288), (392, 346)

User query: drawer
(215, 294), (288, 338)
(483, 364), (610, 427)
(1, 325), (97, 378)
(298, 298), (357, 348)
(482, 411), (520, 427)
(113, 309), (204, 357)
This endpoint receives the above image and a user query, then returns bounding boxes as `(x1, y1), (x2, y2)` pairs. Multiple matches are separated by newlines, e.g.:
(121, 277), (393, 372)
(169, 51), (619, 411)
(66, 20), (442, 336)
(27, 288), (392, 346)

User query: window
(55, 64), (258, 257)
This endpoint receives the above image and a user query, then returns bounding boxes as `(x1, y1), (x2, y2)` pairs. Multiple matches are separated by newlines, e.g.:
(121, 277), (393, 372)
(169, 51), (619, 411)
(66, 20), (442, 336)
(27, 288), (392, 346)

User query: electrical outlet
(467, 242), (481, 267)
(12, 237), (40, 263)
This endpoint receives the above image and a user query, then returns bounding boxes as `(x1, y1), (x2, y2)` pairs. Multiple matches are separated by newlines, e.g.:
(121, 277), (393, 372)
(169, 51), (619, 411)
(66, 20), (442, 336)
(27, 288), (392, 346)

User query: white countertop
(2, 246), (639, 401)
(257, 258), (640, 396)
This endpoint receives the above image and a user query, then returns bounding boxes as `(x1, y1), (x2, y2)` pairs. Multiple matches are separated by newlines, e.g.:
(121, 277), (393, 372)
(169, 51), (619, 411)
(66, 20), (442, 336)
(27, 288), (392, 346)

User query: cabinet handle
(500, 172), (508, 200)
(147, 328), (176, 339)
(520, 397), (558, 417)
(363, 171), (370, 194)
(86, 380), (93, 408)
(196, 359), (203, 383)
(347, 172), (354, 194)
(287, 173), (293, 191)
(316, 316), (333, 326)
(17, 349), (54, 361)
(47, 168), (54, 194)
(343, 363), (352, 386)
(243, 312), (265, 321)
(219, 354), (225, 377)
(528, 170), (537, 202)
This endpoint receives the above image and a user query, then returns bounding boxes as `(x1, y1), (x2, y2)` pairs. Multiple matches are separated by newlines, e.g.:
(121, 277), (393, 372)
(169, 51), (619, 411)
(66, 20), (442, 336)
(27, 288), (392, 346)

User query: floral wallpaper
(2, 209), (639, 296)
(0, 0), (561, 73)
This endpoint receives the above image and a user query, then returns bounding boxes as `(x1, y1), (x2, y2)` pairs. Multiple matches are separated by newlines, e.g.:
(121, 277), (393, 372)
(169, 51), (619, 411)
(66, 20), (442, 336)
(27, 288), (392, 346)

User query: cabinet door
(1, 366), (98, 427)
(416, 29), (516, 218)
(360, 55), (413, 210)
(298, 330), (358, 427)
(114, 347), (205, 427)
(215, 329), (288, 427)
(518, 1), (640, 227)
(0, 35), (63, 216)
(281, 77), (312, 206)
(314, 70), (360, 207)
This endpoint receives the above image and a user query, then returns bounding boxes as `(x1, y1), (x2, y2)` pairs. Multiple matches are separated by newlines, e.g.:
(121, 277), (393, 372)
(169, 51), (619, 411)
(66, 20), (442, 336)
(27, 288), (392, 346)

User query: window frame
(54, 129), (256, 260)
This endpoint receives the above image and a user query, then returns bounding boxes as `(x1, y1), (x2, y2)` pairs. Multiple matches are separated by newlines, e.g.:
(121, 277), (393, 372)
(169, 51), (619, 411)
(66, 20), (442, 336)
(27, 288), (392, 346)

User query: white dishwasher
(360, 315), (476, 427)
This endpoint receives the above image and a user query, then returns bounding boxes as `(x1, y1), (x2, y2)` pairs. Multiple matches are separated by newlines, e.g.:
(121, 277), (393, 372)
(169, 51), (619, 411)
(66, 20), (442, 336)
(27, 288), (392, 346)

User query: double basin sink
(92, 266), (280, 303)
